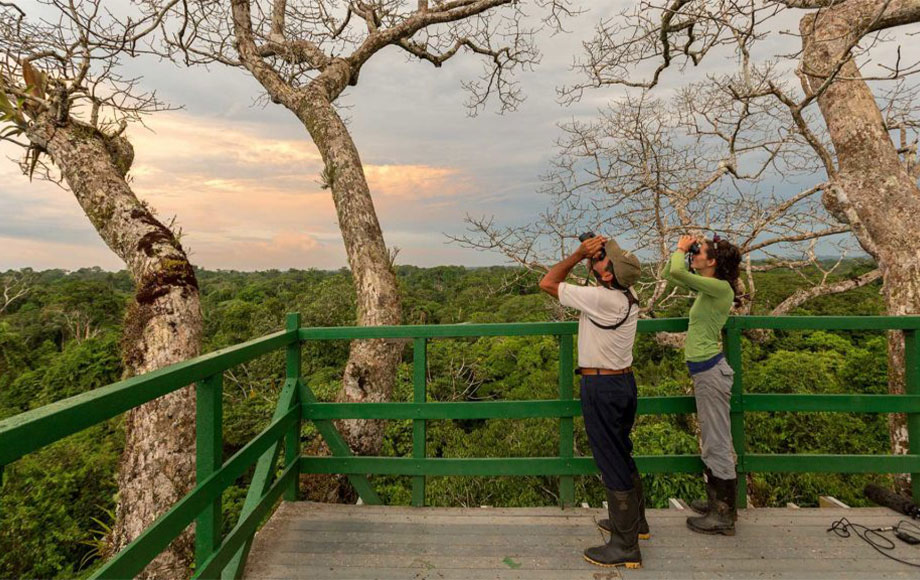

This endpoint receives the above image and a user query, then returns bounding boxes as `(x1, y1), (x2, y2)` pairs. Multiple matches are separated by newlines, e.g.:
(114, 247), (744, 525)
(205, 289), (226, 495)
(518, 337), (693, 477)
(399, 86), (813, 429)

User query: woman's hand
(677, 235), (697, 253)
(577, 235), (607, 260)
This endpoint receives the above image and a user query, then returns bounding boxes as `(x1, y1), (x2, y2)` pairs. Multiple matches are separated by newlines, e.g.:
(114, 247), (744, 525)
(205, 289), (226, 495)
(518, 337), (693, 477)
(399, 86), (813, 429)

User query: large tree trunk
(800, 2), (920, 490)
(27, 115), (203, 577)
(227, 1), (406, 502)
(296, 67), (404, 466)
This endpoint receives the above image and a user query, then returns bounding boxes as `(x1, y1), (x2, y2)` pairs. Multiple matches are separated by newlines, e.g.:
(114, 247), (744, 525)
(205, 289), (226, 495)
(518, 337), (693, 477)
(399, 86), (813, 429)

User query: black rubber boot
(584, 488), (642, 568)
(689, 468), (715, 515)
(597, 473), (650, 539)
(686, 475), (737, 536)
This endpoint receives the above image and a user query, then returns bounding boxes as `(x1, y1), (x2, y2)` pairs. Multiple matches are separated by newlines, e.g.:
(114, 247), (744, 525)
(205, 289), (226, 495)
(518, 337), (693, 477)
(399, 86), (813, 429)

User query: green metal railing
(0, 314), (918, 579)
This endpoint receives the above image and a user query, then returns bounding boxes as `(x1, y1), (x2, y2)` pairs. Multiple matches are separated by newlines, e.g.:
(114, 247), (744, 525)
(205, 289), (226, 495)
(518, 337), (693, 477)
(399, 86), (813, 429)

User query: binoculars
(578, 232), (606, 260)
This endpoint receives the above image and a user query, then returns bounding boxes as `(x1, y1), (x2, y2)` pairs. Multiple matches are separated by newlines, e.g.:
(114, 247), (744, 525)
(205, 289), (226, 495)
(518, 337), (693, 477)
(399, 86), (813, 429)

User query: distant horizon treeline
(1, 253), (873, 276)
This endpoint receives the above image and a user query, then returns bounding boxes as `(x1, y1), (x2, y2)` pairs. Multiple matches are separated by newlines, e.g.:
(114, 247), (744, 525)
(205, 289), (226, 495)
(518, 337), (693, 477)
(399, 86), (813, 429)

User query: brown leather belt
(576, 367), (632, 376)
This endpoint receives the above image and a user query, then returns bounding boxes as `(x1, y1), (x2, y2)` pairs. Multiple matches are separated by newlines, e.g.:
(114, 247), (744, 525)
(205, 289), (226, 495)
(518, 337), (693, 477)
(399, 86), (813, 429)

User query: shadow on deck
(243, 503), (920, 579)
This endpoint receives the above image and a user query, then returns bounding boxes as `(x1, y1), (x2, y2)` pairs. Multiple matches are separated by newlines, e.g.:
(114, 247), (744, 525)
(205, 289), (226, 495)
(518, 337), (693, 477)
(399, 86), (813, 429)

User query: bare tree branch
(769, 267), (881, 314)
(0, 270), (33, 314)
(453, 83), (854, 316)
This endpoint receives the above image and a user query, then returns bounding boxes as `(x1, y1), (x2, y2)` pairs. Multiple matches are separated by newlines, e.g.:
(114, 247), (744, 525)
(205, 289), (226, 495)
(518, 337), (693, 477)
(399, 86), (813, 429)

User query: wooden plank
(267, 502), (895, 518)
(268, 506), (893, 525)
(246, 565), (632, 580)
(247, 566), (920, 580)
(248, 542), (920, 566)
(260, 532), (901, 551)
(688, 574), (919, 580)
(290, 507), (885, 519)
(245, 552), (920, 571)
(669, 498), (688, 510)
(270, 516), (902, 538)
(819, 496), (850, 509)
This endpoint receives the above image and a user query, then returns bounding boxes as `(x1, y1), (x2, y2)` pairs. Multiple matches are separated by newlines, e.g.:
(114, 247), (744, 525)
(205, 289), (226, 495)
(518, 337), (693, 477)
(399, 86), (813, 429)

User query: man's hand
(540, 235), (607, 299)
(677, 235), (697, 253)
(578, 235), (607, 260)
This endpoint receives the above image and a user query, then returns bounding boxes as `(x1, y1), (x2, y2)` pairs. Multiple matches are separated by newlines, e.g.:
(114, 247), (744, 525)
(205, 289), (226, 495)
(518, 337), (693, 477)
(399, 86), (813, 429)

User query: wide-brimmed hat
(604, 239), (641, 288)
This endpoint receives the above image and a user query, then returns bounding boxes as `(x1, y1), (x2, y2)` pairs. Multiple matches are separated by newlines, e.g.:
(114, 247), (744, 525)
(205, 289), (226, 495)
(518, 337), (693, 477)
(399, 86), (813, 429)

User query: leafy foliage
(0, 263), (894, 577)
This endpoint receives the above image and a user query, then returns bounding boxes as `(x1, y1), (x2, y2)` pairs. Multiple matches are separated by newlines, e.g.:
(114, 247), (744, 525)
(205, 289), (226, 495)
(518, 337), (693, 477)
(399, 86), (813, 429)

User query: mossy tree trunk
(799, 0), (920, 491)
(26, 114), (203, 577)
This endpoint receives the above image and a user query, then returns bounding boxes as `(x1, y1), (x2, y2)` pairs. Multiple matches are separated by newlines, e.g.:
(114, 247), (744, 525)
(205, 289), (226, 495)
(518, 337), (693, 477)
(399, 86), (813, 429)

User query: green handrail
(0, 315), (918, 579)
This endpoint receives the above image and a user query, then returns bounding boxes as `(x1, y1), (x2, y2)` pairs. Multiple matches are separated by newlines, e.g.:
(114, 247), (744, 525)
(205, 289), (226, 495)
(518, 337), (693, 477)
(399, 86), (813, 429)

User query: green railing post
(284, 313), (302, 502)
(724, 326), (747, 507)
(411, 337), (427, 507)
(558, 334), (575, 508)
(195, 372), (223, 569)
(906, 329), (920, 503)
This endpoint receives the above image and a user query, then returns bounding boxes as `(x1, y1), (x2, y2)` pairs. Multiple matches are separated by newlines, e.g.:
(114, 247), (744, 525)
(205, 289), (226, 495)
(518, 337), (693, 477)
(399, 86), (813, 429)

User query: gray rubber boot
(686, 475), (737, 536)
(584, 488), (642, 569)
(597, 473), (650, 539)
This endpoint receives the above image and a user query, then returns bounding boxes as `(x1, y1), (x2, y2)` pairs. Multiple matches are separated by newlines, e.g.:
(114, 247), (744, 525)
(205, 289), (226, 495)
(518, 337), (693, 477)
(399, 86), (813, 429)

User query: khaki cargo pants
(692, 357), (737, 480)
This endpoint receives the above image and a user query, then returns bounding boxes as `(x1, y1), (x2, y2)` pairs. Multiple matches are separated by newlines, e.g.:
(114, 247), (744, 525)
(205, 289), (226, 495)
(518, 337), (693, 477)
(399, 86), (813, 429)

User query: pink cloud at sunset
(0, 111), (481, 271)
(364, 165), (470, 201)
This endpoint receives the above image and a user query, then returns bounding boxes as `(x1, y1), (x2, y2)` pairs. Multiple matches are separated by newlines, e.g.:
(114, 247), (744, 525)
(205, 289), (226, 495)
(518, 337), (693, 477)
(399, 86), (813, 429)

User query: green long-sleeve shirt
(660, 251), (734, 362)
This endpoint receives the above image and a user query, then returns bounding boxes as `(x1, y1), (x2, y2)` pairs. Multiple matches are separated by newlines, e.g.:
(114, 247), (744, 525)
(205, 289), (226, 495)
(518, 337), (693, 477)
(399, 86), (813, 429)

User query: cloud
(88, 112), (476, 270)
(188, 231), (342, 271)
(365, 164), (471, 200)
(0, 235), (122, 271)
(0, 7), (614, 271)
(125, 112), (325, 191)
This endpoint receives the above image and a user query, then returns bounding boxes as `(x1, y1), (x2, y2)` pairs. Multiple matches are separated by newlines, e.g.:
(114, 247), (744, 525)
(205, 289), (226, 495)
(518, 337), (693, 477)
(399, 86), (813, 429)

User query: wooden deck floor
(243, 502), (920, 579)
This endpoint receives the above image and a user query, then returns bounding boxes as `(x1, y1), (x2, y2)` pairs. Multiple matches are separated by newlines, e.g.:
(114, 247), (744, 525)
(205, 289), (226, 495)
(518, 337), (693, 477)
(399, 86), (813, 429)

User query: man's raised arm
(539, 236), (606, 299)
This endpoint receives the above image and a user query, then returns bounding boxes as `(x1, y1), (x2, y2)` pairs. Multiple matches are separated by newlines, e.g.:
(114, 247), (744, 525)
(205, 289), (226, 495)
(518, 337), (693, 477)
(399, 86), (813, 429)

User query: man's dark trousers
(580, 373), (638, 491)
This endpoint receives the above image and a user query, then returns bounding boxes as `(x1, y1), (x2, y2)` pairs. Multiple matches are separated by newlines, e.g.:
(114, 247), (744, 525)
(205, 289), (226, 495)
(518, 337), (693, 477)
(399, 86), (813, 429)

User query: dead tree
(0, 2), (202, 575)
(552, 0), (920, 490)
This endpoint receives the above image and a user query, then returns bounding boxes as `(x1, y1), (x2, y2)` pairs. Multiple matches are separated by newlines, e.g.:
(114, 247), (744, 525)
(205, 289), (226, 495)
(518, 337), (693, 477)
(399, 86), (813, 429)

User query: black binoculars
(578, 232), (606, 260)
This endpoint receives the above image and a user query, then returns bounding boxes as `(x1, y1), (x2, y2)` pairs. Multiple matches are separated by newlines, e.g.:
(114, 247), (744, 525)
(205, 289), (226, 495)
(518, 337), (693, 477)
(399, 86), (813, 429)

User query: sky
(0, 2), (916, 272)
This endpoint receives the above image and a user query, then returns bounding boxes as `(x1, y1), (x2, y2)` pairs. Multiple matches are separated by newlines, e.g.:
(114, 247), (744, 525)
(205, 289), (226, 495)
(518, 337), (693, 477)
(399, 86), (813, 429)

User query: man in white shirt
(539, 235), (645, 570)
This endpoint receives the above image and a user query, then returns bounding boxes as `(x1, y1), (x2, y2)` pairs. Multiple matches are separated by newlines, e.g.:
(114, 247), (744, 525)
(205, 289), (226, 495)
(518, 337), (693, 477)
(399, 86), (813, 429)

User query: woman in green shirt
(662, 234), (742, 536)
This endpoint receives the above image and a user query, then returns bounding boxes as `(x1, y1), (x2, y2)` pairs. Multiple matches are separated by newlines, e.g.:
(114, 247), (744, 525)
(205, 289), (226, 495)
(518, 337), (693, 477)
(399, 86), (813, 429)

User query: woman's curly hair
(705, 237), (742, 302)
